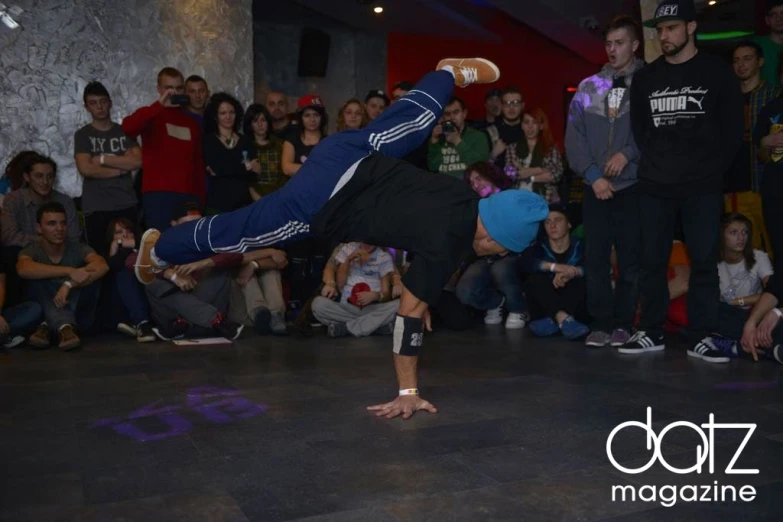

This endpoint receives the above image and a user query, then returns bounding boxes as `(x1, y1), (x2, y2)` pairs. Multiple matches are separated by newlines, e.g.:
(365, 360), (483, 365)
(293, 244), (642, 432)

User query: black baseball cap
(643, 0), (696, 28)
(767, 0), (783, 12)
(171, 201), (202, 222)
(365, 89), (389, 105)
(485, 88), (502, 100)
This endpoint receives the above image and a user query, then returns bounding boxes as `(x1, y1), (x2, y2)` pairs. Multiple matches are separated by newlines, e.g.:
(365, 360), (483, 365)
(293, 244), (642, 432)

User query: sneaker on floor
(3, 335), (25, 349)
(212, 313), (244, 341)
(610, 328), (631, 347)
(28, 323), (50, 349)
(773, 345), (782, 365)
(136, 321), (156, 343)
(688, 337), (731, 364)
(134, 228), (164, 285)
(327, 322), (349, 338)
(58, 325), (81, 351)
(706, 335), (738, 358)
(617, 331), (665, 354)
(436, 58), (500, 87)
(484, 305), (503, 325)
(529, 317), (559, 337)
(117, 322), (136, 337)
(585, 331), (611, 348)
(560, 317), (590, 341)
(269, 310), (287, 335)
(152, 317), (191, 341)
(253, 307), (271, 334)
(505, 312), (526, 329)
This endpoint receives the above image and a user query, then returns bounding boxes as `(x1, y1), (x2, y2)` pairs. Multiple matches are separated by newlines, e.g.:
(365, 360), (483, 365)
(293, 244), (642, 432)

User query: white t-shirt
(334, 243), (394, 304)
(718, 250), (774, 305)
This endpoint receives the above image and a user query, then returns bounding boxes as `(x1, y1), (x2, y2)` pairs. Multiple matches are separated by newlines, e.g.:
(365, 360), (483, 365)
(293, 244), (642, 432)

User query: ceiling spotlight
(0, 2), (22, 29)
(373, 6), (384, 14)
(708, 0), (717, 5)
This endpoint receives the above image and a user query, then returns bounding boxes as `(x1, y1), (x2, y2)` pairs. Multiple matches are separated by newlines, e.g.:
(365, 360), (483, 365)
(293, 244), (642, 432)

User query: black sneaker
(617, 331), (665, 354)
(152, 317), (190, 341)
(212, 313), (244, 340)
(687, 337), (731, 363)
(327, 322), (348, 338)
(136, 321), (156, 343)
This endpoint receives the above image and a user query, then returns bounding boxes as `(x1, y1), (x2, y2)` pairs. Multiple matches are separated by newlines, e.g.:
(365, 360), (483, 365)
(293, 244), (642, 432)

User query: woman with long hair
(203, 92), (253, 213)
(505, 107), (563, 203)
(243, 103), (287, 201)
(106, 218), (155, 342)
(463, 161), (512, 198)
(337, 98), (368, 132)
(281, 95), (327, 176)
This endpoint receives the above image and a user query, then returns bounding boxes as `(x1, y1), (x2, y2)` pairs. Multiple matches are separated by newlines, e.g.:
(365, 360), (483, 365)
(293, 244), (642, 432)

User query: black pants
(524, 272), (588, 323)
(285, 237), (330, 314)
(83, 207), (138, 257)
(761, 186), (783, 272)
(638, 189), (721, 343)
(583, 184), (640, 332)
(1, 246), (23, 307)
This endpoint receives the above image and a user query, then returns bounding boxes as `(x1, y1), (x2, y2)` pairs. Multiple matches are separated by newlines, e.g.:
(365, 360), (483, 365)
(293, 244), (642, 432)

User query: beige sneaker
(58, 325), (81, 352)
(436, 58), (500, 87)
(135, 228), (164, 285)
(28, 323), (50, 349)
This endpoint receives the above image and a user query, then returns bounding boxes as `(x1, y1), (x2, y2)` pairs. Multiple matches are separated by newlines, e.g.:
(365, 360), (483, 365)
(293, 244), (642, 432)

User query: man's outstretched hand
(367, 395), (437, 420)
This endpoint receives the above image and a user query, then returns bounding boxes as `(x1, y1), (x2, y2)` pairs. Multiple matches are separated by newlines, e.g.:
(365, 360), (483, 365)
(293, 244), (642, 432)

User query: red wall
(387, 14), (601, 143)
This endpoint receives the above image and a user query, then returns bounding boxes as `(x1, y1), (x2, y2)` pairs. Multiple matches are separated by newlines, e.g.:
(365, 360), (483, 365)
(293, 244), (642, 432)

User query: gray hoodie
(565, 59), (644, 191)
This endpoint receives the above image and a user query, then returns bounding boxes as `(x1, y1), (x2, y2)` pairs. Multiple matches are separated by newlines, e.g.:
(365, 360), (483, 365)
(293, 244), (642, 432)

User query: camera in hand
(170, 94), (190, 106)
(442, 120), (457, 134)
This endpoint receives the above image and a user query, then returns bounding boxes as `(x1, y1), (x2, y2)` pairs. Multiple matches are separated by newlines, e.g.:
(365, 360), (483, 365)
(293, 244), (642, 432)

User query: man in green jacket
(428, 96), (490, 178)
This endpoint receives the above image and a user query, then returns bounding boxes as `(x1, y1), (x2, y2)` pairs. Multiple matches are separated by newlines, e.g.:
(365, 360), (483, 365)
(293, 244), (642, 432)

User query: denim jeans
(2, 301), (43, 336)
(26, 279), (101, 332)
(583, 184), (640, 332)
(114, 269), (150, 326)
(455, 254), (526, 313)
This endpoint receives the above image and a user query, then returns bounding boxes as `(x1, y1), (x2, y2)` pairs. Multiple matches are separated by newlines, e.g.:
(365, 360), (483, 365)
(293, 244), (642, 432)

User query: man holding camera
(122, 67), (205, 231)
(428, 96), (490, 179)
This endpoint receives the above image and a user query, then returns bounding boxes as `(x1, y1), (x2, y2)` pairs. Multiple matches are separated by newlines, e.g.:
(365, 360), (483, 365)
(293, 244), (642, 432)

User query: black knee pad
(393, 314), (424, 356)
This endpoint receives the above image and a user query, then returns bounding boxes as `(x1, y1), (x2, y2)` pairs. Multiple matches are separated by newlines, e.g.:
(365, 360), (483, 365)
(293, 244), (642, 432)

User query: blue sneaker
(529, 317), (559, 337)
(559, 317), (590, 341)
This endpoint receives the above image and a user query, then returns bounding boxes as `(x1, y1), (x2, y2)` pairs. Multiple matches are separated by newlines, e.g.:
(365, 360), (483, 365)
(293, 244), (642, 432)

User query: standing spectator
(625, 0), (744, 361)
(428, 97), (490, 179)
(364, 90), (388, 121)
(266, 91), (295, 139)
(337, 98), (368, 132)
(505, 108), (563, 203)
(470, 88), (502, 132)
(486, 86), (525, 169)
(755, 0), (783, 89)
(184, 75), (210, 125)
(727, 41), (778, 253)
(566, 15), (644, 348)
(122, 67), (205, 231)
(756, 83), (783, 271)
(521, 207), (589, 340)
(243, 104), (287, 201)
(202, 93), (253, 214)
(0, 249), (42, 349)
(282, 95), (327, 176)
(18, 202), (108, 351)
(74, 81), (141, 256)
(311, 242), (399, 337)
(106, 218), (155, 342)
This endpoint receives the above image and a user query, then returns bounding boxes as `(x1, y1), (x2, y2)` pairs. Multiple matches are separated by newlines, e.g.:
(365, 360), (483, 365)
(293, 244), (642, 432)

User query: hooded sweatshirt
(565, 59), (645, 192)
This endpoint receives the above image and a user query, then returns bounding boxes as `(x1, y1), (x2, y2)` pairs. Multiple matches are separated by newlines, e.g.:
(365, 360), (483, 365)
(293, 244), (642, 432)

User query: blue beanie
(478, 190), (549, 253)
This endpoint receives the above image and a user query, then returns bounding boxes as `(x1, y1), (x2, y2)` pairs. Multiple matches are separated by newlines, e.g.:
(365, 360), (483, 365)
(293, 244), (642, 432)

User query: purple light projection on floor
(715, 381), (780, 391)
(90, 386), (267, 441)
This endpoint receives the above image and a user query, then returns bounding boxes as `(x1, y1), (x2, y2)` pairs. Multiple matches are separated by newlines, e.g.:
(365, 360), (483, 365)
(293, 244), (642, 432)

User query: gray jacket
(565, 59), (644, 191)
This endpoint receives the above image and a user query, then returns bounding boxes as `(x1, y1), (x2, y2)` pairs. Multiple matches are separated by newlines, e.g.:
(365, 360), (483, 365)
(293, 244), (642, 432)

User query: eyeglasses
(502, 100), (523, 106)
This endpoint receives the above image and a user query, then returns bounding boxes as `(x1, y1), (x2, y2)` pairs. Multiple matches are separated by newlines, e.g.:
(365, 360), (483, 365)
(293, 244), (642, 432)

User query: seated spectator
(18, 202), (108, 351)
(227, 247), (288, 335)
(364, 90), (388, 121)
(243, 104), (287, 201)
(0, 248), (42, 349)
(337, 98), (368, 131)
(142, 203), (243, 341)
(700, 213), (773, 359)
(428, 96), (490, 179)
(0, 150), (36, 209)
(106, 218), (155, 342)
(456, 162), (525, 329)
(521, 206), (589, 340)
(311, 242), (399, 337)
(505, 107), (563, 203)
(739, 273), (783, 364)
(203, 92), (253, 214)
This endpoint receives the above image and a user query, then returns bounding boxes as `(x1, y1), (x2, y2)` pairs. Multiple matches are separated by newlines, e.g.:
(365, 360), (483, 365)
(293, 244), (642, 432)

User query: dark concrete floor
(1, 327), (782, 522)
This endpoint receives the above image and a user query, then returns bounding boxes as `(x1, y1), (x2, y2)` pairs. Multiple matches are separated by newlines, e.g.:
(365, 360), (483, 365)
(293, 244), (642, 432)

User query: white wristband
(774, 308), (782, 318)
(530, 175), (536, 183)
(550, 263), (556, 273)
(251, 261), (260, 270)
(100, 154), (105, 165)
(170, 273), (178, 283)
(63, 280), (73, 289)
(399, 388), (419, 396)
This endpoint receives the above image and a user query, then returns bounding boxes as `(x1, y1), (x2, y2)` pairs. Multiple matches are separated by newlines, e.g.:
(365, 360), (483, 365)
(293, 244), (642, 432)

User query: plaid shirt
(750, 81), (781, 192)
(250, 136), (288, 198)
(505, 144), (564, 203)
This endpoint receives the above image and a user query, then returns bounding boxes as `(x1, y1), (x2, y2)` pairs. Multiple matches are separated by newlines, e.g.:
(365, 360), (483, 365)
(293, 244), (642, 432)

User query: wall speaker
(298, 27), (330, 77)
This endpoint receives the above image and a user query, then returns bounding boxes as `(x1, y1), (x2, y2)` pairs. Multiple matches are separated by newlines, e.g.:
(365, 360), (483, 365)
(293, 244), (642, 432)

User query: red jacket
(122, 102), (205, 204)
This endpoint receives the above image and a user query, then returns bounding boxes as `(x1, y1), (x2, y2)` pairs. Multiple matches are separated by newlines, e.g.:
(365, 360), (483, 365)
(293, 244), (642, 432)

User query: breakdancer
(134, 58), (549, 419)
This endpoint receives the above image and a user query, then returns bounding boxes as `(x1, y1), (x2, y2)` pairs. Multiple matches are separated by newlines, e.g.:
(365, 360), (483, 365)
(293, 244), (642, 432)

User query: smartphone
(170, 94), (189, 106)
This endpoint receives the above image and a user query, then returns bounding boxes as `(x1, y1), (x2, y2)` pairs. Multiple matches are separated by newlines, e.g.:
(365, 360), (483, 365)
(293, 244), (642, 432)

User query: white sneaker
(505, 312), (526, 329)
(484, 297), (505, 325)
